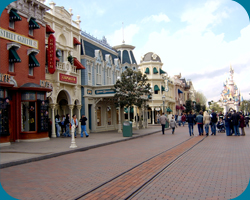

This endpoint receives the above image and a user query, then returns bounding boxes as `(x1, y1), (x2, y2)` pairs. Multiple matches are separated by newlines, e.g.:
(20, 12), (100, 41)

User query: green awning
(160, 69), (166, 74)
(29, 18), (40, 29)
(154, 85), (160, 91)
(9, 9), (22, 21)
(161, 86), (165, 91)
(29, 54), (40, 67)
(145, 67), (150, 74)
(153, 67), (158, 74)
(9, 48), (21, 63)
(124, 107), (134, 113)
(167, 107), (172, 112)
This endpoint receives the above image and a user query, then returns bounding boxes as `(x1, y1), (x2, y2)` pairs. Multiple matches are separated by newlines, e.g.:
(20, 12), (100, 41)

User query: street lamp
(162, 95), (166, 114)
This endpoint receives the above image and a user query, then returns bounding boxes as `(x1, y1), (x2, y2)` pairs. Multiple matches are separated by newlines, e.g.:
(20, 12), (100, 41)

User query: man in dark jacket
(231, 110), (240, 136)
(210, 110), (218, 135)
(187, 111), (195, 136)
(80, 115), (89, 138)
(196, 111), (204, 136)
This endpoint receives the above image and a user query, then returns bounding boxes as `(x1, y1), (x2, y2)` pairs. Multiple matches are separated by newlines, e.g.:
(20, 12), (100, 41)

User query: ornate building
(219, 66), (241, 113)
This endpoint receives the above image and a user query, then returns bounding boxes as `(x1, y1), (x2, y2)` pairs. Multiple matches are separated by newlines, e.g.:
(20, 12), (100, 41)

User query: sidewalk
(0, 125), (163, 168)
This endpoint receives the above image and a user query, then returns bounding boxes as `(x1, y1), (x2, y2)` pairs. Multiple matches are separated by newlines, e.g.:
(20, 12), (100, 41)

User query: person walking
(71, 114), (78, 138)
(196, 111), (204, 136)
(64, 114), (71, 137)
(55, 114), (61, 137)
(239, 112), (245, 136)
(159, 113), (168, 135)
(80, 114), (89, 138)
(224, 112), (232, 136)
(169, 116), (178, 134)
(210, 110), (218, 135)
(187, 111), (195, 136)
(203, 111), (210, 136)
(177, 114), (182, 126)
(231, 110), (240, 136)
(245, 115), (249, 128)
(181, 113), (186, 126)
(61, 115), (66, 135)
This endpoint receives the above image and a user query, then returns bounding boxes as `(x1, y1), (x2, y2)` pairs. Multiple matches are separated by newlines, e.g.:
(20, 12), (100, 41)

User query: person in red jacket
(181, 113), (186, 126)
(239, 112), (245, 136)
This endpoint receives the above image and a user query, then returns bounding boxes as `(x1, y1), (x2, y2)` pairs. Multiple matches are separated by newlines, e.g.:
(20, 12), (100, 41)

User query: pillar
(77, 105), (82, 135)
(152, 107), (155, 125)
(118, 104), (122, 133)
(135, 105), (139, 129)
(142, 106), (145, 129)
(50, 104), (56, 138)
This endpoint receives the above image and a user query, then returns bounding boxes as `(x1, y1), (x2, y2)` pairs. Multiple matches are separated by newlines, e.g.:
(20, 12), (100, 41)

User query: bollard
(70, 125), (77, 148)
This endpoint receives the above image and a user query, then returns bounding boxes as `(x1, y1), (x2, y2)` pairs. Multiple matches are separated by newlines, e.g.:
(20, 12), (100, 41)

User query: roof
(141, 52), (161, 63)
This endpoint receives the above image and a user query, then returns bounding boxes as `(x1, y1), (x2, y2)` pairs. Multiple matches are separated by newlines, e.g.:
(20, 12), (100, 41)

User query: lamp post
(116, 77), (122, 133)
(162, 95), (166, 114)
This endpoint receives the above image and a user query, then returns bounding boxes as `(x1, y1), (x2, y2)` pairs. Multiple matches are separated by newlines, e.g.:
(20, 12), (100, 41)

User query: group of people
(54, 114), (89, 138)
(158, 110), (249, 137)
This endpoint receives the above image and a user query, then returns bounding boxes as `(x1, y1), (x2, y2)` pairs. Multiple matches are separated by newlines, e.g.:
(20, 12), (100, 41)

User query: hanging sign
(47, 34), (56, 74)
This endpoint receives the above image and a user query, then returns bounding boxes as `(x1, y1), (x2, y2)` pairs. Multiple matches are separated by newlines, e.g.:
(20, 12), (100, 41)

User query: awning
(167, 107), (172, 112)
(56, 57), (60, 62)
(154, 85), (160, 91)
(29, 54), (40, 67)
(74, 57), (85, 69)
(153, 67), (158, 74)
(46, 24), (55, 34)
(160, 69), (166, 74)
(9, 48), (21, 63)
(178, 89), (183, 93)
(29, 18), (40, 29)
(176, 105), (180, 110)
(145, 67), (150, 74)
(161, 86), (165, 91)
(73, 37), (81, 45)
(124, 107), (134, 113)
(9, 9), (22, 21)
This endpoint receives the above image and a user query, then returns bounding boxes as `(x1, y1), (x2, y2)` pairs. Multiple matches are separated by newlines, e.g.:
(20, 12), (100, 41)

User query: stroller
(217, 119), (225, 133)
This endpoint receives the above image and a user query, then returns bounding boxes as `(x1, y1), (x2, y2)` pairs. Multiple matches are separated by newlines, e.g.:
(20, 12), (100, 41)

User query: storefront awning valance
(154, 85), (160, 91)
(161, 86), (165, 91)
(29, 18), (40, 29)
(178, 89), (183, 93)
(9, 48), (21, 63)
(73, 37), (81, 45)
(29, 54), (40, 67)
(9, 9), (22, 21)
(160, 69), (166, 74)
(153, 67), (158, 74)
(46, 24), (55, 34)
(74, 57), (85, 69)
(145, 67), (150, 74)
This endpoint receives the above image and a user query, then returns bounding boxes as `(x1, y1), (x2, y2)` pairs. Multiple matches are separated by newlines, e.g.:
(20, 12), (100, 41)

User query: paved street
(1, 125), (250, 200)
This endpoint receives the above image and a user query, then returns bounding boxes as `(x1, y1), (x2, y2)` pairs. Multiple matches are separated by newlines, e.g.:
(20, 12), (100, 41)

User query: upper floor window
(9, 9), (22, 29)
(28, 17), (40, 36)
(8, 46), (21, 73)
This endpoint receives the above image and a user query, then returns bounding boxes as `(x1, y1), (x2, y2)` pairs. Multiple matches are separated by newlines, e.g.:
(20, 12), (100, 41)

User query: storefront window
(21, 102), (36, 132)
(0, 89), (4, 98)
(37, 92), (45, 100)
(97, 106), (101, 126)
(107, 106), (112, 125)
(0, 98), (10, 136)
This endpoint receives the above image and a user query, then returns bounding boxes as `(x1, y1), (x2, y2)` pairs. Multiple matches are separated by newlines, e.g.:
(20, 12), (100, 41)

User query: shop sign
(47, 34), (56, 74)
(0, 73), (10, 83)
(40, 80), (53, 89)
(59, 73), (77, 84)
(95, 89), (115, 95)
(87, 89), (92, 95)
(155, 107), (161, 111)
(0, 27), (38, 49)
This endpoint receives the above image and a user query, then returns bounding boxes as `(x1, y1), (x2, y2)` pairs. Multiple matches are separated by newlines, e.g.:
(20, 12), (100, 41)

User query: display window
(97, 106), (101, 126)
(0, 98), (10, 136)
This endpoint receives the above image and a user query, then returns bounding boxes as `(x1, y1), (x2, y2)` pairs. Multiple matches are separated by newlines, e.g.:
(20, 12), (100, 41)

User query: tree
(210, 102), (223, 113)
(240, 100), (250, 114)
(194, 91), (207, 106)
(196, 102), (201, 113)
(185, 99), (192, 113)
(113, 68), (151, 109)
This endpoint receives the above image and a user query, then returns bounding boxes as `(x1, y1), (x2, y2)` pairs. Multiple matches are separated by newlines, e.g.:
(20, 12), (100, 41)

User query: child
(170, 116), (178, 134)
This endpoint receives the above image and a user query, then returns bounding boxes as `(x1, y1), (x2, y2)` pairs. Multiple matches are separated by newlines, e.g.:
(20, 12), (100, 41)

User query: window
(9, 21), (14, 29)
(28, 51), (40, 75)
(29, 28), (34, 36)
(9, 63), (14, 72)
(29, 67), (34, 76)
(88, 64), (91, 83)
(21, 102), (36, 131)
(9, 46), (21, 72)
(28, 17), (40, 36)
(96, 65), (101, 85)
(107, 106), (112, 125)
(9, 9), (22, 29)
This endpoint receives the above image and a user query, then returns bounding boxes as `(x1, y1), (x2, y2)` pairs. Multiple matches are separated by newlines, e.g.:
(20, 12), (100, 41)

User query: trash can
(123, 121), (132, 137)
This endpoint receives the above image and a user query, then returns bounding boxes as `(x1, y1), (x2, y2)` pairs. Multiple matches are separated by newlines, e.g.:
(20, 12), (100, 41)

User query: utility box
(123, 121), (132, 137)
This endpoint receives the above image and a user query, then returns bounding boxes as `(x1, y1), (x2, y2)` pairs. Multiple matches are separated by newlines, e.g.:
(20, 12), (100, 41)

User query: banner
(47, 34), (56, 74)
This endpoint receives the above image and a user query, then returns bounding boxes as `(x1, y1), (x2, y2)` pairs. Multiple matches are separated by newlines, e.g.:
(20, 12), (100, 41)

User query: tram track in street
(74, 135), (206, 200)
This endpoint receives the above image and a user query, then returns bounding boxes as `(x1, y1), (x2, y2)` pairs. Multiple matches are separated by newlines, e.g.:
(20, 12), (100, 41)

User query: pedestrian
(203, 111), (210, 136)
(187, 111), (195, 136)
(159, 112), (168, 135)
(210, 109), (218, 135)
(61, 115), (66, 135)
(177, 114), (182, 126)
(157, 113), (160, 124)
(169, 116), (178, 134)
(71, 114), (78, 138)
(64, 114), (71, 137)
(224, 112), (232, 136)
(181, 113), (186, 126)
(48, 118), (52, 138)
(245, 115), (249, 128)
(55, 114), (61, 137)
(196, 111), (204, 136)
(239, 112), (246, 136)
(231, 110), (240, 136)
(80, 114), (89, 138)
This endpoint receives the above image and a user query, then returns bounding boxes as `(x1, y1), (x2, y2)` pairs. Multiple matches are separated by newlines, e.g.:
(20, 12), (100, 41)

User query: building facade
(0, 0), (51, 146)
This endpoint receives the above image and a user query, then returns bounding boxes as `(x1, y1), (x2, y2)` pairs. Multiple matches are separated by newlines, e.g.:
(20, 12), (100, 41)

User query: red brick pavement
(131, 128), (250, 200)
(0, 126), (191, 200)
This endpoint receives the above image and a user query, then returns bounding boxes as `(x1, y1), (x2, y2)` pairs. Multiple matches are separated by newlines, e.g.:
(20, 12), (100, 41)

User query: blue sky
(2, 0), (250, 104)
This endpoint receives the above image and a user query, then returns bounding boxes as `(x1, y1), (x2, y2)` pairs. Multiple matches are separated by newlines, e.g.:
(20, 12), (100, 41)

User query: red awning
(46, 24), (55, 34)
(74, 57), (85, 69)
(56, 57), (59, 62)
(73, 37), (81, 45)
(176, 105), (180, 110)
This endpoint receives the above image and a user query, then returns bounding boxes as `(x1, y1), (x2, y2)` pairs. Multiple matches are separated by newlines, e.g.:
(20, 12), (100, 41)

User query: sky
(36, 1), (250, 103)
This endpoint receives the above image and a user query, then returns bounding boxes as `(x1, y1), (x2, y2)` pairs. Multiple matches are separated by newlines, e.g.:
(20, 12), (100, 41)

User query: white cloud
(142, 13), (170, 23)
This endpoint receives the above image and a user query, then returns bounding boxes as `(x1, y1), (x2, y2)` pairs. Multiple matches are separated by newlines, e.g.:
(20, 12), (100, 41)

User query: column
(50, 104), (56, 138)
(142, 106), (145, 129)
(77, 105), (82, 135)
(135, 105), (139, 129)
(68, 104), (74, 121)
(118, 104), (122, 133)
(152, 107), (155, 125)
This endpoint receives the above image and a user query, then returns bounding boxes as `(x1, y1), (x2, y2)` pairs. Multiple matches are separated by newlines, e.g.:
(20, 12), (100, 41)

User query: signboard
(47, 34), (56, 74)
(95, 89), (115, 95)
(0, 74), (10, 83)
(155, 107), (161, 111)
(0, 27), (38, 49)
(59, 73), (77, 84)
(40, 80), (53, 89)
(87, 89), (92, 95)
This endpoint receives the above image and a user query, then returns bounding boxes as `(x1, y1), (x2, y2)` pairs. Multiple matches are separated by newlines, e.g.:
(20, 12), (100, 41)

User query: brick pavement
(0, 126), (191, 200)
(131, 128), (250, 200)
